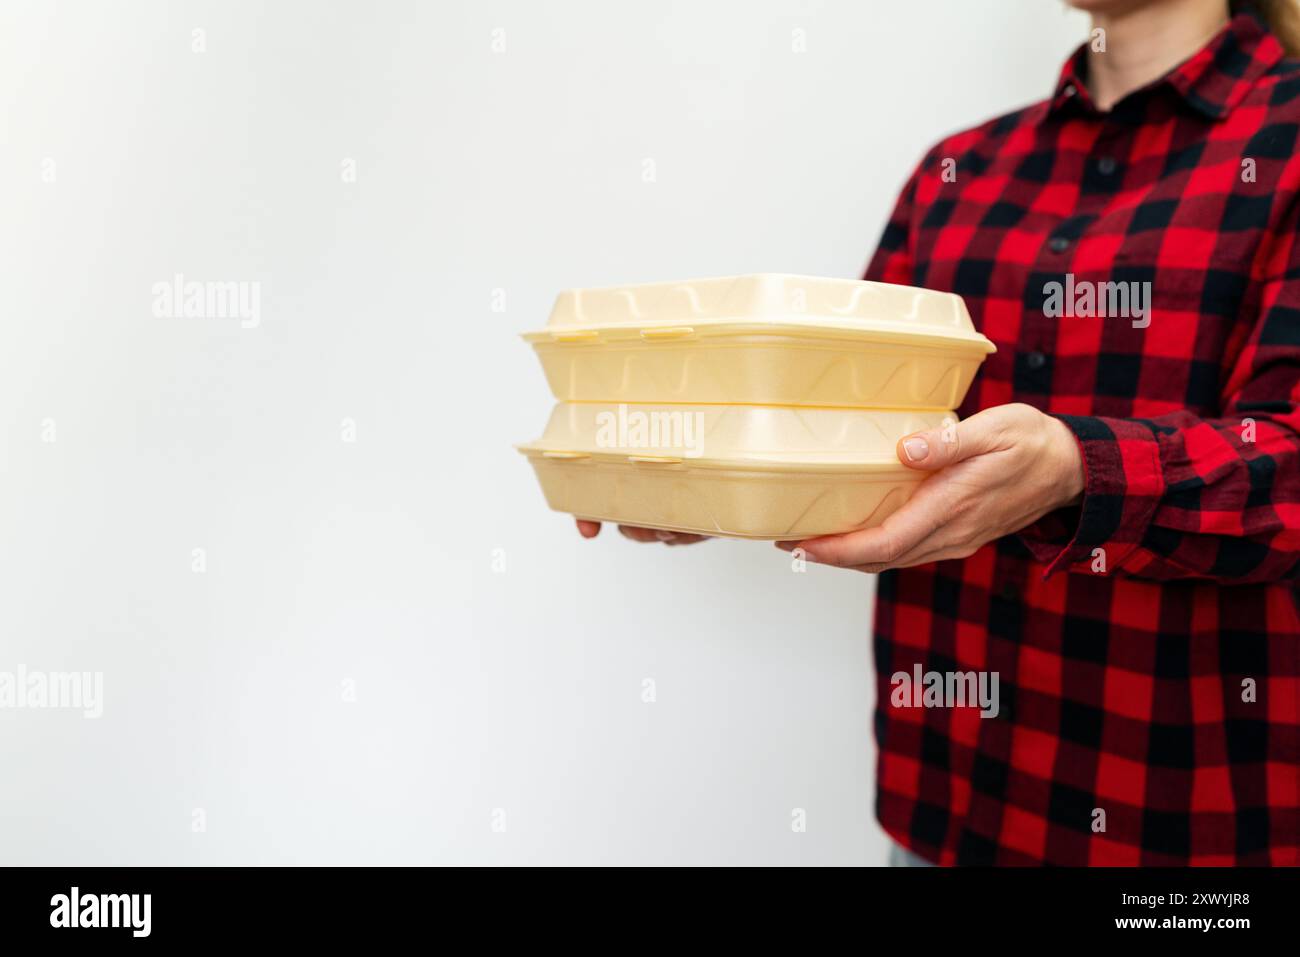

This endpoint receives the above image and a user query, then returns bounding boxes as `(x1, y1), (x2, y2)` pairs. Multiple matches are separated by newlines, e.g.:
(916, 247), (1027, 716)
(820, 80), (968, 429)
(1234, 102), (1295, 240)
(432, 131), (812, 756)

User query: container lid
(522, 274), (994, 353)
(517, 403), (952, 472)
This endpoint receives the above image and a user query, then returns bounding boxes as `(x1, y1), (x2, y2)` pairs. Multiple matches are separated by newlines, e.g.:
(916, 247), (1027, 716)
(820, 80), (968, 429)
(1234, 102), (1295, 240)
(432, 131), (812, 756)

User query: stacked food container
(517, 274), (994, 539)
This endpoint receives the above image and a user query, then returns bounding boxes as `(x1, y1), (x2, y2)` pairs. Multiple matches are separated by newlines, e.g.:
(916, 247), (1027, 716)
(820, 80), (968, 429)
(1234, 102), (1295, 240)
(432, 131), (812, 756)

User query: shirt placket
(990, 108), (1134, 668)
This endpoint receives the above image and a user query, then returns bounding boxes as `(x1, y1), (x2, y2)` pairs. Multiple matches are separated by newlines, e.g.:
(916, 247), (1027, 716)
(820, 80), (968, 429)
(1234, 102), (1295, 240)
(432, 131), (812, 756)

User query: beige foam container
(518, 403), (950, 540)
(523, 274), (994, 409)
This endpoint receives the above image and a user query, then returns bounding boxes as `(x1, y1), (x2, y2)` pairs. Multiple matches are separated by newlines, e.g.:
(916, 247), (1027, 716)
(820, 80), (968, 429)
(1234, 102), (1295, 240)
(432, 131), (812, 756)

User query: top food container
(523, 274), (995, 409)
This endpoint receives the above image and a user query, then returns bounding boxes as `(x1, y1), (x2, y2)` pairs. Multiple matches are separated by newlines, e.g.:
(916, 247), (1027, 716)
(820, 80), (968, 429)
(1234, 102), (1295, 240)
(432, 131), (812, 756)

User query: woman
(580, 0), (1300, 865)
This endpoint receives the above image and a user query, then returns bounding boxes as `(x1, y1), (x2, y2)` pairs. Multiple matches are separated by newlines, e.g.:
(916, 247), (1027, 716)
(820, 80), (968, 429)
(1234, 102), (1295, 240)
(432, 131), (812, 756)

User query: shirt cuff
(1016, 415), (1167, 578)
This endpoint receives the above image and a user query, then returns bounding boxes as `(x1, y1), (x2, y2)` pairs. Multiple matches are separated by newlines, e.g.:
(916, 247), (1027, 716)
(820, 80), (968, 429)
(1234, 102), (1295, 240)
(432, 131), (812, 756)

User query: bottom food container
(517, 403), (950, 540)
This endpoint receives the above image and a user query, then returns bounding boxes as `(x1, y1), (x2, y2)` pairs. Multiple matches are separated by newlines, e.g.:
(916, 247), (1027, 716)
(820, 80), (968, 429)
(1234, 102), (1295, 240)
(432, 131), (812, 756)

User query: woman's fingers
(895, 404), (1016, 472)
(779, 483), (952, 567)
(618, 525), (709, 545)
(842, 542), (974, 575)
(662, 532), (710, 545)
(574, 518), (708, 545)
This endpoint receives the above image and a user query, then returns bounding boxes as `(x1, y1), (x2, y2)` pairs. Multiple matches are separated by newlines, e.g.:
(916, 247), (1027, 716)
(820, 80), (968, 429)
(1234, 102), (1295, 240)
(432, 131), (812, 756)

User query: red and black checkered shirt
(866, 11), (1300, 865)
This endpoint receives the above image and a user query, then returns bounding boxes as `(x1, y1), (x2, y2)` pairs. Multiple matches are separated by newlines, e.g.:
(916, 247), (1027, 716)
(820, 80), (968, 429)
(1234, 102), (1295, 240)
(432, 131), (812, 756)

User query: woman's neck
(1087, 0), (1231, 110)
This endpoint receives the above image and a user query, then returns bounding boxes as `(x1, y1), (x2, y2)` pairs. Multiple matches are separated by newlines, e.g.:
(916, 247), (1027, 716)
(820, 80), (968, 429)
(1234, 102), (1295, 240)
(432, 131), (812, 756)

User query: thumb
(896, 411), (1001, 471)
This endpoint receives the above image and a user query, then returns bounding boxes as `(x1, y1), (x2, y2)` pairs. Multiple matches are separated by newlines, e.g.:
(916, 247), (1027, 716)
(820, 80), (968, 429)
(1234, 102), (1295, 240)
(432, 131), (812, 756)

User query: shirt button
(999, 583), (1018, 601)
(1096, 156), (1118, 175)
(1063, 83), (1077, 98)
(1026, 351), (1047, 370)
(1047, 235), (1071, 253)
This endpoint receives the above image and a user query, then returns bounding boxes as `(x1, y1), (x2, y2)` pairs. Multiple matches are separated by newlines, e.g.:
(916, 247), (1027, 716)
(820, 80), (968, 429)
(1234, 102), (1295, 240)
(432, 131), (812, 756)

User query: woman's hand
(775, 403), (1084, 573)
(575, 519), (710, 545)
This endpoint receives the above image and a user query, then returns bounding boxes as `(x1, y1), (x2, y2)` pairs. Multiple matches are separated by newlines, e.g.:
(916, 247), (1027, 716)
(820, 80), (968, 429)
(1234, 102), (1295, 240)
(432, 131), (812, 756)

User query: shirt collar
(1045, 10), (1283, 122)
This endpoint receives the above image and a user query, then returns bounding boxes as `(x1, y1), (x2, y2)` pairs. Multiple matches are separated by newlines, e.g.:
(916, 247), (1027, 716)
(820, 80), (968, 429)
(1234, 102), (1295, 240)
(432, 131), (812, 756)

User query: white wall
(0, 0), (1088, 865)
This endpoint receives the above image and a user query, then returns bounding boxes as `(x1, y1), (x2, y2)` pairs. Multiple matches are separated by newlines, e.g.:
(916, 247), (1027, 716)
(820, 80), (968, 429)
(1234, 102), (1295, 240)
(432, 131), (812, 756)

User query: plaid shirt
(866, 11), (1300, 865)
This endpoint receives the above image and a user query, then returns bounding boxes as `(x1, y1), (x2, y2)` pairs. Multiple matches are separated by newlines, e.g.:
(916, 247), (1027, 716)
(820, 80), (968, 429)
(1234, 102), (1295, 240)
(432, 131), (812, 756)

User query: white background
(0, 0), (1087, 865)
